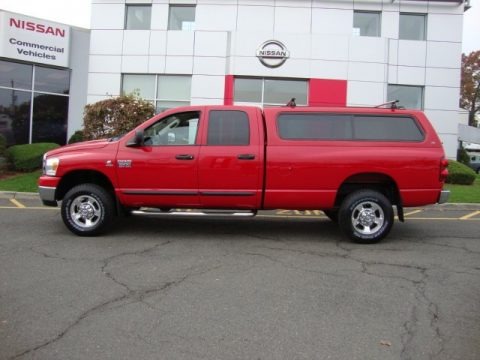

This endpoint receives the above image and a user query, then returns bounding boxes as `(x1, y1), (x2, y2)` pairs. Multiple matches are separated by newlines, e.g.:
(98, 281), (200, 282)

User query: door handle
(237, 154), (256, 160)
(175, 154), (194, 160)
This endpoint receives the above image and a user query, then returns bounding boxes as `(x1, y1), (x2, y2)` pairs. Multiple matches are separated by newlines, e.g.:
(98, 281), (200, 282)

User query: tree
(461, 50), (480, 127)
(83, 94), (155, 140)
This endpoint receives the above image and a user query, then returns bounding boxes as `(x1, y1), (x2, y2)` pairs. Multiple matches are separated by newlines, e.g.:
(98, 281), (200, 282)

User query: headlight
(44, 157), (60, 176)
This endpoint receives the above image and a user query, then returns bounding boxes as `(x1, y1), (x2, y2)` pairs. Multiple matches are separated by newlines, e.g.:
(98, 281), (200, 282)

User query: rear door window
(207, 110), (250, 145)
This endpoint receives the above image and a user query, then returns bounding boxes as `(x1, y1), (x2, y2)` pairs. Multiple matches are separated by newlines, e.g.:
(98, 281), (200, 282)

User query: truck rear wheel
(338, 190), (393, 244)
(61, 184), (115, 236)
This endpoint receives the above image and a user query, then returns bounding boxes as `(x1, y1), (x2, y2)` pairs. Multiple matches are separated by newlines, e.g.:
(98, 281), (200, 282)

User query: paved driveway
(1, 193), (479, 360)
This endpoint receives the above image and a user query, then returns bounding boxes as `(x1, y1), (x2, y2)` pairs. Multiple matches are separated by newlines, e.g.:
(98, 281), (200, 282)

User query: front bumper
(438, 190), (450, 204)
(38, 186), (57, 207)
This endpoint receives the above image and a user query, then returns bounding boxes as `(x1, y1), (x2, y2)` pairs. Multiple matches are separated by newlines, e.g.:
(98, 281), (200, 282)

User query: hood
(45, 139), (112, 157)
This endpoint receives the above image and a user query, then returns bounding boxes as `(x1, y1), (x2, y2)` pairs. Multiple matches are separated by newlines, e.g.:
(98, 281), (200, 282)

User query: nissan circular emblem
(256, 40), (290, 68)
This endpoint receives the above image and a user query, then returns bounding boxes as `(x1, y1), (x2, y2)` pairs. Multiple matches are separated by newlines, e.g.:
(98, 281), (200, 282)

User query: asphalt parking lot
(1, 193), (479, 360)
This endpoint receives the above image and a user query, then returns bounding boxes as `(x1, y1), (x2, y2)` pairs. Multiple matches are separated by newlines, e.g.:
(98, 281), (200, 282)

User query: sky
(0, 0), (478, 54)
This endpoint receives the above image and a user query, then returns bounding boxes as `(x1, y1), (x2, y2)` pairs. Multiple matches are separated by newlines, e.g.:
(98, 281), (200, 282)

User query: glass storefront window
(234, 77), (308, 107)
(32, 93), (69, 144)
(0, 88), (31, 146)
(0, 60), (70, 146)
(264, 79), (308, 105)
(122, 74), (156, 100)
(234, 78), (263, 103)
(122, 74), (191, 113)
(34, 66), (70, 94)
(0, 60), (32, 90)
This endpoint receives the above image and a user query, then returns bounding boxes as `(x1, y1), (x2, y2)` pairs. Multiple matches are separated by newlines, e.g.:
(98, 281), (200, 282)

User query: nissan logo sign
(256, 40), (290, 68)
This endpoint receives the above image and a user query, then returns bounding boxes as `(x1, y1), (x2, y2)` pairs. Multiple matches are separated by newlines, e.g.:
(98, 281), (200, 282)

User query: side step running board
(131, 209), (257, 217)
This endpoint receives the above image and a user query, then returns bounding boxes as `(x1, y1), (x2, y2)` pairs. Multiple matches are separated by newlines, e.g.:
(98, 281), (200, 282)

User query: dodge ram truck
(39, 105), (449, 243)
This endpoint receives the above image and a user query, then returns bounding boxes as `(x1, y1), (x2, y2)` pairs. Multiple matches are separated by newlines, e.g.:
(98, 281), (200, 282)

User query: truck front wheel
(338, 190), (393, 244)
(61, 184), (115, 236)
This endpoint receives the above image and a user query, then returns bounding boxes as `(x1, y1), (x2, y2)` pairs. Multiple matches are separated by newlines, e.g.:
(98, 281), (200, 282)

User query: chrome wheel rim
(70, 195), (102, 229)
(351, 201), (384, 235)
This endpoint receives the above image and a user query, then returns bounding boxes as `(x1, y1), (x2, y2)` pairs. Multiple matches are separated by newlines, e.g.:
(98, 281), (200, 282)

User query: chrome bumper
(438, 190), (450, 204)
(38, 186), (57, 206)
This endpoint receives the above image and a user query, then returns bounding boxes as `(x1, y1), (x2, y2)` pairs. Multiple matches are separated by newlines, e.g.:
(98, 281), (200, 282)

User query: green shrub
(5, 143), (60, 172)
(0, 134), (6, 156)
(83, 94), (155, 140)
(68, 130), (85, 144)
(456, 147), (470, 166)
(446, 160), (476, 185)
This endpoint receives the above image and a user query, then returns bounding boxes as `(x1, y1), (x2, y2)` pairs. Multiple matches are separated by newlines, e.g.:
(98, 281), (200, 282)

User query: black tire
(61, 184), (115, 236)
(323, 210), (338, 223)
(338, 190), (394, 244)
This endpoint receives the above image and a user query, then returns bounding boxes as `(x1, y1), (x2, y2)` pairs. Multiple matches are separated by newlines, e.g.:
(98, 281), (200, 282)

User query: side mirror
(127, 130), (145, 147)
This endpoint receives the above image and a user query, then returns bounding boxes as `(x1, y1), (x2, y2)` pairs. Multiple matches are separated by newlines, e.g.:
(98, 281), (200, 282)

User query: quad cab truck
(39, 104), (450, 243)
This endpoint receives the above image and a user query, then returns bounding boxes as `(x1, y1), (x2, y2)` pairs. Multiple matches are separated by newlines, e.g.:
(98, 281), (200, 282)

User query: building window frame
(168, 5), (196, 31)
(387, 84), (424, 110)
(353, 11), (381, 37)
(125, 4), (152, 30)
(399, 13), (427, 41)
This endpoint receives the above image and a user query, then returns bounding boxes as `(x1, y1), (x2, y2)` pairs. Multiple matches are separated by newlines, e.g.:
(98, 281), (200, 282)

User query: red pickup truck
(39, 105), (449, 243)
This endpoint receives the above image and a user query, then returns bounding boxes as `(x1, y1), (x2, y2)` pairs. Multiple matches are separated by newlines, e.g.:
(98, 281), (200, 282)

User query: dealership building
(0, 1), (473, 158)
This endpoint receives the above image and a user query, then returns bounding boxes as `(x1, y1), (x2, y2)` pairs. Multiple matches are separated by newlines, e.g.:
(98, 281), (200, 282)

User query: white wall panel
(87, 73), (121, 96)
(388, 65), (397, 83)
(279, 34), (311, 59)
(427, 14), (463, 43)
(238, 0), (274, 5)
(149, 31), (167, 55)
(194, 32), (229, 57)
(165, 56), (194, 74)
(193, 57), (227, 75)
(237, 6), (274, 32)
(426, 68), (461, 87)
(123, 31), (150, 55)
(310, 59), (348, 79)
(311, 8), (352, 35)
(90, 30), (124, 55)
(195, 5), (237, 31)
(311, 35), (349, 61)
(312, 0), (353, 9)
(439, 134), (458, 159)
(166, 31), (194, 56)
(274, 7), (311, 33)
(382, 11), (398, 39)
(91, 4), (125, 29)
(87, 95), (112, 105)
(398, 2), (428, 13)
(151, 3), (168, 30)
(348, 62), (386, 83)
(424, 86), (460, 111)
(349, 37), (386, 63)
(397, 66), (425, 86)
(191, 75), (225, 99)
(353, 1), (382, 11)
(121, 56), (149, 72)
(232, 31), (273, 57)
(89, 55), (122, 73)
(190, 97), (224, 105)
(425, 110), (460, 134)
(397, 40), (427, 67)
(148, 56), (166, 73)
(347, 81), (385, 106)
(426, 41), (462, 68)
